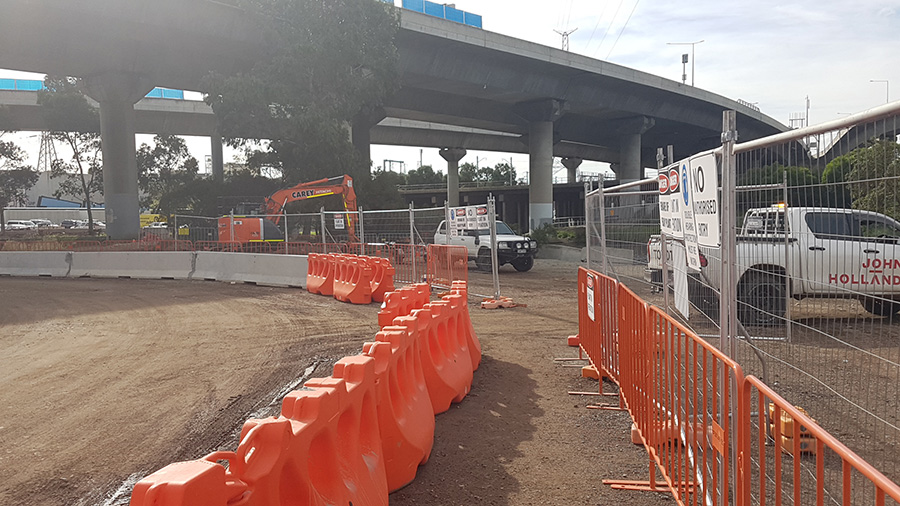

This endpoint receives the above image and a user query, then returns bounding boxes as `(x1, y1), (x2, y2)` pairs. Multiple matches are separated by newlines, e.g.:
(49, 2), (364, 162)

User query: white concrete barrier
(0, 251), (308, 288)
(194, 252), (308, 287)
(68, 251), (194, 279)
(0, 251), (72, 277)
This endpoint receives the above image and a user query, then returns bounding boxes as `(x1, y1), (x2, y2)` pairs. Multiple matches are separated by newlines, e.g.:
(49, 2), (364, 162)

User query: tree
(821, 154), (853, 208)
(0, 136), (38, 232)
(406, 165), (444, 185)
(137, 135), (200, 216)
(736, 164), (822, 212)
(37, 76), (103, 234)
(459, 162), (478, 183)
(359, 168), (406, 209)
(203, 0), (401, 186)
(847, 138), (900, 221)
(458, 161), (516, 184)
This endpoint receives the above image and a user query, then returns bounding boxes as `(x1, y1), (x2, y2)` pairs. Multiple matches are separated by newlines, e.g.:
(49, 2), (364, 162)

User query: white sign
(688, 151), (720, 248)
(586, 273), (595, 321)
(672, 242), (690, 318)
(679, 161), (702, 272)
(666, 163), (684, 239)
(333, 214), (345, 230)
(658, 164), (675, 236)
(450, 204), (489, 232)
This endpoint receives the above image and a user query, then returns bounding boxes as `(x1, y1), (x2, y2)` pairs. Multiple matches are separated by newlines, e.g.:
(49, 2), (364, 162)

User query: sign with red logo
(586, 274), (595, 321)
(658, 173), (670, 194)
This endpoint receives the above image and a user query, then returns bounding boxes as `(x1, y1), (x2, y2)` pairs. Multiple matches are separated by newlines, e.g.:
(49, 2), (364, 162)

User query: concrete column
(352, 108), (386, 173)
(84, 72), (152, 240)
(211, 131), (224, 183)
(613, 116), (655, 183)
(516, 98), (567, 231)
(562, 157), (583, 184)
(528, 120), (554, 230)
(439, 147), (466, 207)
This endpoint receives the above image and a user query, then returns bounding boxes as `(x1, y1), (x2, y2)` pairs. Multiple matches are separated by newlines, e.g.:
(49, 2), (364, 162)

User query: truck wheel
(688, 274), (719, 320)
(860, 297), (900, 317)
(512, 256), (534, 272)
(738, 272), (786, 326)
(476, 248), (492, 271)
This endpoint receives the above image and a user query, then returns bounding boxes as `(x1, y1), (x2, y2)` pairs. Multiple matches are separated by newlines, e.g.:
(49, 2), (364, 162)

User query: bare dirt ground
(1, 260), (669, 506)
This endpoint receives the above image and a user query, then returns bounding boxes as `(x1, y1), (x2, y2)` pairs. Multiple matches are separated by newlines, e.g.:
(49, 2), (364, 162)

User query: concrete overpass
(0, 0), (788, 238)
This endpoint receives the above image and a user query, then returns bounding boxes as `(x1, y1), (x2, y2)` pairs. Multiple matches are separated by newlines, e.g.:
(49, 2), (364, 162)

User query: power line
(594, 0), (624, 58)
(606, 0), (641, 59)
(584, 2), (612, 54)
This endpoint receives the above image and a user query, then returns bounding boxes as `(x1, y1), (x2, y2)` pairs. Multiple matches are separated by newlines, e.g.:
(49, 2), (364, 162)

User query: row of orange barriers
(425, 244), (468, 289)
(573, 266), (900, 505)
(378, 283), (431, 327)
(307, 253), (396, 304)
(129, 280), (480, 505)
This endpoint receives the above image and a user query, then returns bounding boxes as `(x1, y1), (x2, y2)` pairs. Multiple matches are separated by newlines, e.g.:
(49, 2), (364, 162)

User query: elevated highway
(0, 0), (787, 238)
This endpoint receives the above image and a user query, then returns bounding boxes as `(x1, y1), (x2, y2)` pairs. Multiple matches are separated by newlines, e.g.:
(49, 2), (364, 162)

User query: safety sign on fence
(657, 149), (720, 271)
(449, 205), (489, 237)
(334, 214), (345, 230)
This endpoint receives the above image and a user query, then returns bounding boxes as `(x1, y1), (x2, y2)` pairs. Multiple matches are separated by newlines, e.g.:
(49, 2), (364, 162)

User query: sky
(4, 0), (900, 180)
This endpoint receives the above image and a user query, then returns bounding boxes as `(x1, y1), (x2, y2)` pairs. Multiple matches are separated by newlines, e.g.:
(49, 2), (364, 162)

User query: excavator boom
(262, 175), (358, 242)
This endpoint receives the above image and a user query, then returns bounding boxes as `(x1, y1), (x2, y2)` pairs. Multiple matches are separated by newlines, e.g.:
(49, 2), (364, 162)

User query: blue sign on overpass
(0, 79), (185, 99)
(392, 0), (482, 28)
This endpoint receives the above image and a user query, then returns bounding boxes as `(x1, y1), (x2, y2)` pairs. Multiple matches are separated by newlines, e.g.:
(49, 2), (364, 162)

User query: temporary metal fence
(576, 267), (900, 506)
(586, 102), (900, 500)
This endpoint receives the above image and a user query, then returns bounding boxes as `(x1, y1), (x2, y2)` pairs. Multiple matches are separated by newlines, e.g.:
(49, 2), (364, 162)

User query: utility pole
(554, 28), (578, 52)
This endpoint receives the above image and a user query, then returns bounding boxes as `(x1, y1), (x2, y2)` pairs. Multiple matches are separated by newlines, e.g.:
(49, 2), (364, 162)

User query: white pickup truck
(434, 220), (537, 272)
(647, 206), (900, 324)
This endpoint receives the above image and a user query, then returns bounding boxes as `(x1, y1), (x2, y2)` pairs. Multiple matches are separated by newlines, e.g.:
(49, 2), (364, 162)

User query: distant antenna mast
(37, 132), (57, 173)
(554, 28), (578, 52)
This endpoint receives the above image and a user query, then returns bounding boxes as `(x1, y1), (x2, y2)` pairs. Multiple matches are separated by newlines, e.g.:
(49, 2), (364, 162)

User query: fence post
(583, 183), (590, 268)
(284, 212), (288, 255)
(174, 214), (178, 251)
(719, 110), (739, 506)
(444, 201), (451, 245)
(359, 205), (365, 255)
(657, 148), (670, 313)
(320, 206), (326, 247)
(409, 202), (416, 280)
(489, 194), (500, 300)
(783, 170), (792, 343)
(598, 180), (608, 275)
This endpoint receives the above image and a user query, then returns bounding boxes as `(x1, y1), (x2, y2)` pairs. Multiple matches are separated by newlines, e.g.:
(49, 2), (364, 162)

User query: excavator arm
(262, 175), (358, 242)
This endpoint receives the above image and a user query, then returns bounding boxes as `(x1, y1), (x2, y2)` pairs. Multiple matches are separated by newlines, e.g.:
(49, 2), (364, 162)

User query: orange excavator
(219, 175), (359, 244)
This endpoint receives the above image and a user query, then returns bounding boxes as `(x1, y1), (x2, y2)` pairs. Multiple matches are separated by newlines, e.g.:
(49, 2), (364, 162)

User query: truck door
(801, 211), (866, 295)
(854, 212), (900, 294)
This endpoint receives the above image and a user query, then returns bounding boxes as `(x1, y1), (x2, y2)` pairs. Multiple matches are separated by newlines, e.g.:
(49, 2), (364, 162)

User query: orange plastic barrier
(306, 253), (336, 296)
(367, 256), (396, 303)
(332, 255), (373, 304)
(393, 302), (474, 415)
(363, 329), (436, 491)
(377, 282), (431, 327)
(130, 281), (481, 506)
(449, 281), (481, 371)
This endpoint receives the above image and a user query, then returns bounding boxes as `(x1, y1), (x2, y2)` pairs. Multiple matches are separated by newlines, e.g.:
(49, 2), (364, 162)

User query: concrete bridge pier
(85, 72), (153, 240)
(352, 108), (386, 172)
(518, 99), (566, 231)
(562, 157), (582, 183)
(614, 116), (655, 182)
(439, 147), (466, 207)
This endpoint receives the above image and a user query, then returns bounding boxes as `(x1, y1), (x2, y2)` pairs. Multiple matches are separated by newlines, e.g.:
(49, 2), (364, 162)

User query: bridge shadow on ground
(389, 355), (541, 505)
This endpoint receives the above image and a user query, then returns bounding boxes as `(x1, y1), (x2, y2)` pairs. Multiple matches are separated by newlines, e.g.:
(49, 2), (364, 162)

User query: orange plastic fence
(333, 255), (373, 304)
(377, 283), (431, 327)
(575, 267), (900, 505)
(740, 376), (900, 506)
(366, 256), (396, 303)
(306, 253), (336, 296)
(426, 244), (468, 288)
(129, 281), (480, 505)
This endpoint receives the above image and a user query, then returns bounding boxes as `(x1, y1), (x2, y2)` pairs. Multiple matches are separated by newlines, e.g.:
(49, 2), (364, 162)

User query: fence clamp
(721, 129), (739, 143)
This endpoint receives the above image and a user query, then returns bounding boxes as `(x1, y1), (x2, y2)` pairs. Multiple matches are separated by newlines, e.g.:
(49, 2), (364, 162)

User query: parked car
(143, 222), (168, 229)
(61, 219), (79, 229)
(29, 219), (54, 228)
(434, 219), (537, 272)
(5, 220), (37, 230)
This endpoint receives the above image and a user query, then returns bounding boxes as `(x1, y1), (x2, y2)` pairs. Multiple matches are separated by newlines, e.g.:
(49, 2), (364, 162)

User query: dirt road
(0, 260), (668, 505)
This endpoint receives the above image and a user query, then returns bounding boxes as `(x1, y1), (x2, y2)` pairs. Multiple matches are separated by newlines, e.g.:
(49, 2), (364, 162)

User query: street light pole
(667, 40), (705, 86)
(870, 79), (890, 103)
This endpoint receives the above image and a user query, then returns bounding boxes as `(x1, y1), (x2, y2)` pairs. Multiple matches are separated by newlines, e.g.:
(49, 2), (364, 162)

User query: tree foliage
(459, 162), (516, 184)
(847, 138), (900, 221)
(0, 135), (38, 231)
(406, 164), (444, 185)
(37, 75), (103, 233)
(137, 135), (200, 215)
(736, 164), (823, 212)
(203, 0), (400, 185)
(821, 154), (853, 208)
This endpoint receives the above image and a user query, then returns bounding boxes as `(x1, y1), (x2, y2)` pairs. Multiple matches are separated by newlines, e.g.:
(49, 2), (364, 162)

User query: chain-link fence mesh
(588, 104), (900, 491)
